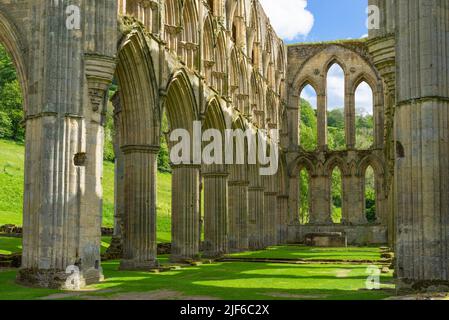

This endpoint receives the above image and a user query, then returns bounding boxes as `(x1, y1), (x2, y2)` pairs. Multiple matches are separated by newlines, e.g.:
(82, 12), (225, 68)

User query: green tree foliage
(103, 102), (115, 163)
(0, 45), (24, 141)
(0, 45), (17, 88)
(298, 169), (310, 224)
(331, 168), (343, 223)
(158, 113), (171, 173)
(364, 166), (376, 223)
(299, 98), (317, 151)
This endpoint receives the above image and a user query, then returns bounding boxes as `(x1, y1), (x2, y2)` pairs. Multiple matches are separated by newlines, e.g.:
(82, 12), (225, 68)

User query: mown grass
(0, 259), (394, 300)
(0, 236), (112, 255)
(228, 246), (383, 261)
(0, 139), (172, 243)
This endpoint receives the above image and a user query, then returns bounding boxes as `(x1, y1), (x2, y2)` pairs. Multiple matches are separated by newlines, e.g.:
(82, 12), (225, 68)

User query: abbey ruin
(0, 0), (447, 292)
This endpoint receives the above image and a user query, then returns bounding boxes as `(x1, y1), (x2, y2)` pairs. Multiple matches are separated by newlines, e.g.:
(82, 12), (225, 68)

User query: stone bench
(304, 232), (347, 248)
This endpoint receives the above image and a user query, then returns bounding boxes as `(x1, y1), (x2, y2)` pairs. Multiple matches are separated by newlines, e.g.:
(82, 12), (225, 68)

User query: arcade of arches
(0, 0), (448, 292)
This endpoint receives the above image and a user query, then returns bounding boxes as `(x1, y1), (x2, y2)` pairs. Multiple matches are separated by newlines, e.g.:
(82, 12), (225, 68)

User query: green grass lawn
(0, 139), (172, 243)
(0, 235), (112, 255)
(228, 246), (383, 261)
(0, 259), (394, 300)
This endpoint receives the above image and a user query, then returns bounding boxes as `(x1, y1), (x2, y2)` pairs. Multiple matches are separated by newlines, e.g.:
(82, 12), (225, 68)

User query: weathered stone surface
(1, 0), (447, 293)
(304, 233), (347, 248)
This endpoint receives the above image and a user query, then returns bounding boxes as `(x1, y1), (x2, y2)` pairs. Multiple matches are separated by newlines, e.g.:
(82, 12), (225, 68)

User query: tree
(299, 98), (317, 151)
(0, 80), (24, 141)
(0, 45), (17, 88)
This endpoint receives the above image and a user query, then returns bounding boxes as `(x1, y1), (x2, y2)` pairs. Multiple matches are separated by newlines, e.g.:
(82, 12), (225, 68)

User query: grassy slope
(0, 139), (172, 243)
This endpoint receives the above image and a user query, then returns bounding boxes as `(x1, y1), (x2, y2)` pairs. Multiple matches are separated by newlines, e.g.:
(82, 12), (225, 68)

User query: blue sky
(295, 0), (369, 43)
(260, 0), (372, 113)
(260, 0), (369, 43)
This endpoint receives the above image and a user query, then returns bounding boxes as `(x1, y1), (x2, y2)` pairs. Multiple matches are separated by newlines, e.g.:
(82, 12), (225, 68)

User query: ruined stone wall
(284, 41), (389, 245)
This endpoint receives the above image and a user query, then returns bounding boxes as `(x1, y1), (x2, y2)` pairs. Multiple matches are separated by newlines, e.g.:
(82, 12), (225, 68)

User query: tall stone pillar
(394, 0), (449, 291)
(248, 186), (265, 250)
(171, 165), (201, 262)
(120, 145), (159, 270)
(367, 0), (396, 248)
(18, 1), (117, 288)
(263, 175), (278, 246)
(248, 165), (265, 250)
(310, 174), (332, 224)
(203, 167), (229, 258)
(228, 181), (249, 252)
(276, 195), (289, 244)
(105, 93), (125, 259)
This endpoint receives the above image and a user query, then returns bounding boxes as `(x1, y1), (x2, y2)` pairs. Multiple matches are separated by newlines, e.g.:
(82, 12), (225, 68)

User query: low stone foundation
(16, 268), (103, 289)
(396, 278), (449, 294)
(304, 232), (347, 247)
(288, 224), (388, 246)
(119, 259), (159, 271)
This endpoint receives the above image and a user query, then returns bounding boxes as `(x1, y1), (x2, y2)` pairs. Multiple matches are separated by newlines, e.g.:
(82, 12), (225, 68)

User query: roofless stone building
(0, 0), (447, 292)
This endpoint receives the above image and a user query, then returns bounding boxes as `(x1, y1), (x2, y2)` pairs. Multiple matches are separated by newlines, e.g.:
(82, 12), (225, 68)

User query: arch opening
(331, 166), (343, 224)
(364, 165), (376, 223)
(298, 168), (310, 225)
(355, 81), (374, 150)
(326, 63), (345, 151)
(299, 84), (318, 151)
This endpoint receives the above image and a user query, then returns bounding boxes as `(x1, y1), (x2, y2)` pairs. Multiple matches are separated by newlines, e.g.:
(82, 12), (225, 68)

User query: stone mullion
(317, 92), (327, 148)
(171, 165), (201, 262)
(120, 145), (159, 270)
(345, 79), (356, 149)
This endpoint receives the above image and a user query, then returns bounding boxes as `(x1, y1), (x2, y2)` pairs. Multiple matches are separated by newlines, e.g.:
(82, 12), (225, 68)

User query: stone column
(288, 175), (299, 224)
(345, 174), (365, 225)
(18, 0), (117, 288)
(171, 165), (201, 262)
(105, 93), (124, 259)
(228, 180), (250, 252)
(263, 192), (278, 246)
(394, 0), (449, 291)
(248, 186), (265, 250)
(119, 145), (159, 270)
(310, 174), (332, 224)
(203, 168), (229, 258)
(263, 175), (278, 247)
(277, 195), (289, 244)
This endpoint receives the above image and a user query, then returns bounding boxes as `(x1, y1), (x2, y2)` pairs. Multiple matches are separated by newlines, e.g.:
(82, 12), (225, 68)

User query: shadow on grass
(80, 260), (394, 301)
(0, 236), (22, 254)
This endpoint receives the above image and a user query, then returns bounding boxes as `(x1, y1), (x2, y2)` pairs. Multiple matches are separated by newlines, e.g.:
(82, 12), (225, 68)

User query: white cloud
(259, 0), (314, 41)
(355, 81), (373, 115)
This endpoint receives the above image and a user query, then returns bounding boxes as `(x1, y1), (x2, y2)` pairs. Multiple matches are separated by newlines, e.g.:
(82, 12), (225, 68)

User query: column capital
(228, 180), (250, 187)
(170, 163), (202, 170)
(203, 172), (229, 178)
(121, 145), (160, 154)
